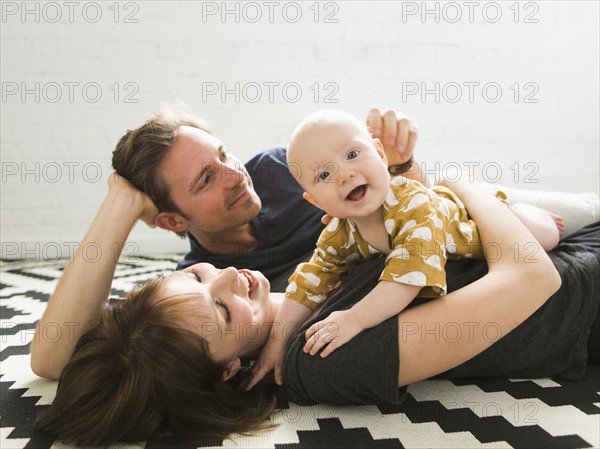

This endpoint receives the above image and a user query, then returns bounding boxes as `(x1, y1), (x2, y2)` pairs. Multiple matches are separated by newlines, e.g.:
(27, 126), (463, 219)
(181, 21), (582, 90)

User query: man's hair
(34, 277), (276, 446)
(112, 103), (211, 238)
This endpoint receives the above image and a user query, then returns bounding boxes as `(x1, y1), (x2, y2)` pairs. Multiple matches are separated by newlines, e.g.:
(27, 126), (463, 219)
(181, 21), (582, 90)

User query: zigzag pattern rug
(1, 256), (599, 449)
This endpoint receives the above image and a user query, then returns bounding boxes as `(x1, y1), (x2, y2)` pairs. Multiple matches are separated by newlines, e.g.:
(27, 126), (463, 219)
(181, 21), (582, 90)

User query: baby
(247, 109), (562, 388)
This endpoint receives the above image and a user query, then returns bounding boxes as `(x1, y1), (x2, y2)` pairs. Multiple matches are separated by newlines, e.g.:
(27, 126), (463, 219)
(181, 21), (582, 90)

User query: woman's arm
(397, 178), (562, 386)
(30, 174), (157, 379)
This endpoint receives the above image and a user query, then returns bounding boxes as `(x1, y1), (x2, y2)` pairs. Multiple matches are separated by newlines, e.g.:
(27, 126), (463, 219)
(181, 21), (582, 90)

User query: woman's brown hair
(34, 277), (276, 446)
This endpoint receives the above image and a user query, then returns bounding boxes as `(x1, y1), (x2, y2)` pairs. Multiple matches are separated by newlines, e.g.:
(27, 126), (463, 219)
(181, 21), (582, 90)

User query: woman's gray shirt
(283, 222), (600, 406)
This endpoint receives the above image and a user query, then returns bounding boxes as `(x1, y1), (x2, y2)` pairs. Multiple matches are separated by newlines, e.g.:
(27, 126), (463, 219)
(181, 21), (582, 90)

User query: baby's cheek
(329, 205), (351, 220)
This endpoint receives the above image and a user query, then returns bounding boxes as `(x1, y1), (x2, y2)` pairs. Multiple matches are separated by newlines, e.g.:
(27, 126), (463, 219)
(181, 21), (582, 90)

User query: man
(112, 106), (419, 291)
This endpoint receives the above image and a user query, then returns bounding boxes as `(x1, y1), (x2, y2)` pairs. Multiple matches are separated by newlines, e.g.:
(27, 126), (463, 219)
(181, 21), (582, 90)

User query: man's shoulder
(245, 146), (287, 168)
(246, 146), (298, 189)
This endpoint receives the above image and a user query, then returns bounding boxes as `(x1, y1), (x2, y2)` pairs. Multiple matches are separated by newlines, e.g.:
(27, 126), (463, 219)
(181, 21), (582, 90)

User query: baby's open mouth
(346, 185), (367, 201)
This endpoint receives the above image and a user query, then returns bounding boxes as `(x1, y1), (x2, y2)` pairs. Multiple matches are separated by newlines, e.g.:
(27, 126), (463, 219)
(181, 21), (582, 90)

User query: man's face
(157, 126), (262, 238)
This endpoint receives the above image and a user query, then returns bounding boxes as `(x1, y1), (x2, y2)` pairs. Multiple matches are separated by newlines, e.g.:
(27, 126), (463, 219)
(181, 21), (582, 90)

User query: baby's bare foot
(509, 202), (562, 251)
(548, 212), (565, 235)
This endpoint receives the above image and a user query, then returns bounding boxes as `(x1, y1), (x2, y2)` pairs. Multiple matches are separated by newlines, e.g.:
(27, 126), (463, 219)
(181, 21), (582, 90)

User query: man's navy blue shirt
(176, 147), (325, 290)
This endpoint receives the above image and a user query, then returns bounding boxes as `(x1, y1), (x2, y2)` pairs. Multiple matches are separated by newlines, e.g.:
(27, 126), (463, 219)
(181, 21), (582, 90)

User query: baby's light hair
(287, 109), (371, 169)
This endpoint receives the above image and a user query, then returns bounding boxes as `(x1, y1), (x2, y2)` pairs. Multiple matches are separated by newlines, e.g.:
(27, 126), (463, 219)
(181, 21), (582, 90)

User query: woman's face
(158, 263), (273, 362)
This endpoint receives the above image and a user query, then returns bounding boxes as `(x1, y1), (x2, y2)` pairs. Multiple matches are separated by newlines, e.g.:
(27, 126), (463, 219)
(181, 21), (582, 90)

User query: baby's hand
(246, 338), (287, 390)
(304, 309), (364, 358)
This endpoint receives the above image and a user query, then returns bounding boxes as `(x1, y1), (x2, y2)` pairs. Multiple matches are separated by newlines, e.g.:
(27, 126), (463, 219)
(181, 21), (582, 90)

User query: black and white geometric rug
(2, 257), (599, 449)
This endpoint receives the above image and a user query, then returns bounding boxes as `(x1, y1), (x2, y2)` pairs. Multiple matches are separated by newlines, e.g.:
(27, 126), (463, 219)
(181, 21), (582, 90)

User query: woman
(30, 173), (598, 446)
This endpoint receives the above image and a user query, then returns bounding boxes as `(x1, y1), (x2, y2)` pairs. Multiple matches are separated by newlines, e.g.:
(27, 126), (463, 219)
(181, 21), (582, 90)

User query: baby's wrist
(348, 307), (367, 331)
(269, 326), (296, 344)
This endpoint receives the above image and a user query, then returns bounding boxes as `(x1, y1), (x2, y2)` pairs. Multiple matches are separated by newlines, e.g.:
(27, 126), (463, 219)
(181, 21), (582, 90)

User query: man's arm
(30, 174), (157, 379)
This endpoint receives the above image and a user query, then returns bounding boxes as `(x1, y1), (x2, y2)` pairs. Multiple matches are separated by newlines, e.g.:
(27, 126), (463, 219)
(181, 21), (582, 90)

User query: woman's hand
(246, 337), (287, 390)
(107, 172), (158, 228)
(366, 108), (419, 165)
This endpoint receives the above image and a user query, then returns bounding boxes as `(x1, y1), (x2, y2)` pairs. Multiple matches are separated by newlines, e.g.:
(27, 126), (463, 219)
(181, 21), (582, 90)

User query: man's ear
(302, 192), (323, 210)
(373, 138), (388, 165)
(154, 212), (189, 233)
(222, 358), (241, 381)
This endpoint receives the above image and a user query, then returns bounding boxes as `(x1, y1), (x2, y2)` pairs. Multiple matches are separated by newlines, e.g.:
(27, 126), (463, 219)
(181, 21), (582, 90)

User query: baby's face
(289, 118), (390, 219)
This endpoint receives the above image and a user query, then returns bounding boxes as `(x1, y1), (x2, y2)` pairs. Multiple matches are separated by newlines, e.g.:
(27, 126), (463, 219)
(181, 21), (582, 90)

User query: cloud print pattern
(285, 177), (500, 309)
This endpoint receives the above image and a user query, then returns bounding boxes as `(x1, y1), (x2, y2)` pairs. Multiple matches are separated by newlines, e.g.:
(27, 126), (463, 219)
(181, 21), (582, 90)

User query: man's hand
(366, 108), (419, 166)
(303, 309), (364, 358)
(107, 172), (159, 228)
(246, 337), (287, 390)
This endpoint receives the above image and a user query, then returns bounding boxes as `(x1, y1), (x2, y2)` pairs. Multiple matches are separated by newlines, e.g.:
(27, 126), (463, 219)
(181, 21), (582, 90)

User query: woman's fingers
(381, 109), (400, 149)
(246, 363), (268, 390)
(274, 361), (284, 386)
(366, 108), (418, 165)
(404, 122), (419, 161)
(366, 107), (383, 137)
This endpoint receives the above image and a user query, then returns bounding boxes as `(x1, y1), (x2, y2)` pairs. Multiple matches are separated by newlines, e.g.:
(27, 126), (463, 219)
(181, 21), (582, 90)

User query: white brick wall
(1, 1), (598, 259)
